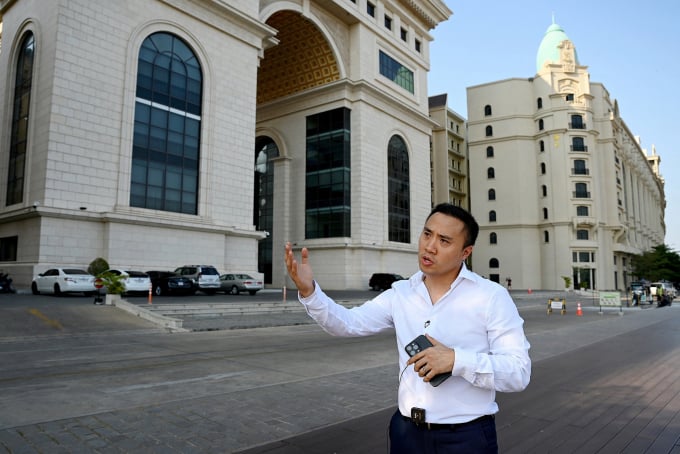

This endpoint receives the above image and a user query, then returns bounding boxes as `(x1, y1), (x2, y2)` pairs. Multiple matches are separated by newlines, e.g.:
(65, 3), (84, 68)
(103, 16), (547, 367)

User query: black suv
(369, 273), (406, 291)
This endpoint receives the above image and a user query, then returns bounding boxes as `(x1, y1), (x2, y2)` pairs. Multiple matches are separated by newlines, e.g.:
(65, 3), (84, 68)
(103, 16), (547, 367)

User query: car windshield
(64, 269), (89, 275)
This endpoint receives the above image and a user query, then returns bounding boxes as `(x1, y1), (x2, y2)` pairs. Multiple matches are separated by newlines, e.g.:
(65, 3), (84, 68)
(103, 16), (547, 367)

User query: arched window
(573, 159), (587, 175)
(485, 125), (493, 137)
(575, 182), (589, 198)
(487, 167), (495, 179)
(490, 232), (497, 244)
(570, 114), (584, 129)
(7, 32), (35, 206)
(489, 258), (499, 268)
(577, 229), (589, 240)
(488, 188), (496, 200)
(577, 205), (589, 216)
(541, 162), (546, 174)
(543, 207), (548, 219)
(537, 97), (543, 109)
(388, 135), (410, 243)
(486, 146), (494, 158)
(542, 185), (547, 197)
(544, 231), (549, 242)
(484, 104), (492, 116)
(538, 119), (544, 130)
(489, 210), (496, 222)
(540, 140), (545, 152)
(130, 32), (202, 214)
(572, 137), (586, 152)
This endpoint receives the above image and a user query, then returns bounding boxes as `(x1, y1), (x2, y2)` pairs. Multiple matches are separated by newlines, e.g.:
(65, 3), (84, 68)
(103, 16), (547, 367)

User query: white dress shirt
(298, 263), (531, 424)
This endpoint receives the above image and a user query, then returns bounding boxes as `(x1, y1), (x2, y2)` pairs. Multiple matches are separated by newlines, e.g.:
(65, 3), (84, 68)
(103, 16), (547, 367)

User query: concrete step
(140, 300), (362, 317)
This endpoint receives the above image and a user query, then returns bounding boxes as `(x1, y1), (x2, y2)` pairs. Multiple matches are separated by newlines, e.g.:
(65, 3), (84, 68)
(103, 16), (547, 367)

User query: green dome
(536, 23), (579, 72)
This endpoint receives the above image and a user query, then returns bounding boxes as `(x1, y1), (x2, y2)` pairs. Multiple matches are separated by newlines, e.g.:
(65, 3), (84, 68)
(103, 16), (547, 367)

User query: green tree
(631, 244), (680, 283)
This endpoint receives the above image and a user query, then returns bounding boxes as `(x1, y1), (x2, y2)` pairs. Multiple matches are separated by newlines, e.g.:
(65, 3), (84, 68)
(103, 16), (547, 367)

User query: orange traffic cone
(576, 303), (583, 316)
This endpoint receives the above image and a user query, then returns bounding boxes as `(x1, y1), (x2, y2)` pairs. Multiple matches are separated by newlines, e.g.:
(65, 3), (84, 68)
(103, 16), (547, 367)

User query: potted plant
(561, 276), (572, 291)
(98, 271), (125, 304)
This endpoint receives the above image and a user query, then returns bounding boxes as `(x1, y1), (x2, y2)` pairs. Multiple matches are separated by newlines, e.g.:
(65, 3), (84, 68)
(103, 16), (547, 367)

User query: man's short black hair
(426, 203), (479, 248)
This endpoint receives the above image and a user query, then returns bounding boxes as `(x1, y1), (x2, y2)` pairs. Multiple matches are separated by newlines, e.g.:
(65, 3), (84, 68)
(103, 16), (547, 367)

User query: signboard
(599, 292), (621, 307)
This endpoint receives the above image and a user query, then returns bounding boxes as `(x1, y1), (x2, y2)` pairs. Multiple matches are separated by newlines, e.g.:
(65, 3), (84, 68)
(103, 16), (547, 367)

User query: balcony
(572, 168), (590, 175)
(573, 191), (591, 198)
(570, 145), (588, 152)
(569, 122), (586, 129)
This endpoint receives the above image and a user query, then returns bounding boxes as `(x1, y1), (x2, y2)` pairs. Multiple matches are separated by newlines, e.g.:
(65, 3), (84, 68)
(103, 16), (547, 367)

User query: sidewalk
(236, 305), (680, 454)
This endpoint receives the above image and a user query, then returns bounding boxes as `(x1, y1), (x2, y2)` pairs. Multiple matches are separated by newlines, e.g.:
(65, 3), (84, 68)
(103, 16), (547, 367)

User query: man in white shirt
(284, 203), (531, 453)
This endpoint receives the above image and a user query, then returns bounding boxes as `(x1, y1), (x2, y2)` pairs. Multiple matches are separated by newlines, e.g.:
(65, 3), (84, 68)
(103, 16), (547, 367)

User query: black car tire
(154, 285), (163, 296)
(54, 284), (62, 296)
(31, 282), (40, 295)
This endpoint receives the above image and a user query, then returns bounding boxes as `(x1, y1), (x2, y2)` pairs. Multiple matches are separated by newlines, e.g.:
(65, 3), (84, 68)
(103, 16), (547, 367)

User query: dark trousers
(388, 410), (498, 454)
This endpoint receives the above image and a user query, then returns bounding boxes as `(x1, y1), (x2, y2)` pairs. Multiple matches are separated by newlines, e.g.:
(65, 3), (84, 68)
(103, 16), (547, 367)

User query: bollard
(148, 283), (153, 304)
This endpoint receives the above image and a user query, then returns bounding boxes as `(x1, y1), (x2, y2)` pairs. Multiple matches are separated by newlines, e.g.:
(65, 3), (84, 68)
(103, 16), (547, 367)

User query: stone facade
(0, 0), (451, 289)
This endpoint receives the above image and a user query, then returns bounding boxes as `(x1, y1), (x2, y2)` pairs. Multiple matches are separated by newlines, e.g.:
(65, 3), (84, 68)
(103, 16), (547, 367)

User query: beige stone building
(428, 93), (468, 209)
(466, 22), (666, 291)
(0, 0), (451, 289)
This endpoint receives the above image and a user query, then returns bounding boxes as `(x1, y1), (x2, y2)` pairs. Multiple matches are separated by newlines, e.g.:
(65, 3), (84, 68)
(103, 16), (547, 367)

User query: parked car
(104, 269), (151, 295)
(220, 273), (263, 295)
(31, 268), (96, 296)
(369, 273), (406, 291)
(174, 265), (220, 295)
(650, 281), (675, 302)
(629, 281), (649, 305)
(146, 271), (195, 296)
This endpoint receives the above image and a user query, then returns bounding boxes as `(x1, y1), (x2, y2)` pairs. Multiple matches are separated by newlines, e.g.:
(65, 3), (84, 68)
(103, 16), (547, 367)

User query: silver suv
(174, 265), (220, 295)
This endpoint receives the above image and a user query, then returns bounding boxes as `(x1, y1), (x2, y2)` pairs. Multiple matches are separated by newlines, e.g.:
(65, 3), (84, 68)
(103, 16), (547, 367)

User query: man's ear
(463, 245), (474, 260)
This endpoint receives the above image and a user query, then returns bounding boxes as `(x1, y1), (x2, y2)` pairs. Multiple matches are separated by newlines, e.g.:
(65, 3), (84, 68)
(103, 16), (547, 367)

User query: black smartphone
(404, 335), (451, 387)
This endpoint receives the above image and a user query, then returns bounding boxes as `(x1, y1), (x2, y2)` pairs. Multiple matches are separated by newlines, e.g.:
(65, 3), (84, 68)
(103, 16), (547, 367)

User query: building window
(577, 205), (589, 216)
(489, 258), (499, 268)
(0, 236), (18, 261)
(543, 207), (548, 219)
(542, 185), (547, 197)
(540, 140), (545, 152)
(306, 107), (351, 239)
(488, 188), (496, 200)
(570, 114), (585, 129)
(379, 51), (414, 93)
(490, 232), (497, 244)
(484, 104), (492, 116)
(415, 39), (421, 52)
(486, 146), (494, 158)
(131, 32), (202, 214)
(573, 159), (588, 175)
(540, 162), (546, 174)
(538, 119), (544, 130)
(544, 231), (549, 242)
(489, 210), (496, 222)
(485, 125), (493, 137)
(388, 135), (410, 243)
(384, 15), (392, 30)
(367, 2), (375, 17)
(577, 229), (589, 240)
(565, 93), (574, 102)
(487, 167), (495, 179)
(400, 28), (407, 41)
(571, 137), (587, 152)
(573, 251), (594, 263)
(7, 32), (35, 206)
(574, 182), (589, 198)
(537, 97), (543, 109)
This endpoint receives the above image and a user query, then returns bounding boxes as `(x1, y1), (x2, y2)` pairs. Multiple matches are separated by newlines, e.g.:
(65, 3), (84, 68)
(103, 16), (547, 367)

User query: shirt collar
(408, 261), (478, 290)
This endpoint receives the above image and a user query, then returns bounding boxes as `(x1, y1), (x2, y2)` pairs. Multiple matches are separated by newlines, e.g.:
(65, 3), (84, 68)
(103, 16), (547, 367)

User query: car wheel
(31, 282), (40, 295)
(154, 285), (163, 296)
(54, 284), (62, 296)
(229, 285), (239, 295)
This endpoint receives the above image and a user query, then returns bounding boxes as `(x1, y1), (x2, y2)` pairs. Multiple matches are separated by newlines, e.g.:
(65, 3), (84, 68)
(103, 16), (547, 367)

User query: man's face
(418, 212), (473, 280)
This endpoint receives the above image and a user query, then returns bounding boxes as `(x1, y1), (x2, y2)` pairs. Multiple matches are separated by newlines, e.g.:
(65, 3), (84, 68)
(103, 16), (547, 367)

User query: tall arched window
(489, 258), (499, 268)
(538, 119), (544, 130)
(485, 125), (493, 137)
(388, 135), (410, 243)
(7, 32), (35, 206)
(540, 163), (546, 174)
(540, 140), (545, 152)
(130, 32), (202, 214)
(543, 207), (548, 219)
(542, 185), (547, 197)
(486, 146), (494, 158)
(487, 167), (495, 179)
(488, 188), (496, 201)
(537, 97), (543, 109)
(490, 232), (497, 244)
(484, 104), (492, 116)
(489, 210), (496, 222)
(544, 230), (550, 242)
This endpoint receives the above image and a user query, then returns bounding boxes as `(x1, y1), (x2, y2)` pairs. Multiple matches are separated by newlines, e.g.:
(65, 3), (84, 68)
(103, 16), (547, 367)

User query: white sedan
(31, 268), (96, 296)
(105, 269), (152, 295)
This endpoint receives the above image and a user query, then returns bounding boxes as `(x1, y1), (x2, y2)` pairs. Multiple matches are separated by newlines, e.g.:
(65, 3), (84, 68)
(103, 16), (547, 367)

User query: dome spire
(536, 20), (579, 73)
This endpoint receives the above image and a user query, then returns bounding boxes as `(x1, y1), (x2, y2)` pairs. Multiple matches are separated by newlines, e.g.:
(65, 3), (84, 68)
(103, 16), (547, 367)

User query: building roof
(536, 22), (579, 73)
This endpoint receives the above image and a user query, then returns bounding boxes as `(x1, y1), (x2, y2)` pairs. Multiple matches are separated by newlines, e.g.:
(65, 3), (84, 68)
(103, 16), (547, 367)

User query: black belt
(401, 414), (494, 430)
